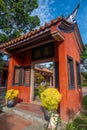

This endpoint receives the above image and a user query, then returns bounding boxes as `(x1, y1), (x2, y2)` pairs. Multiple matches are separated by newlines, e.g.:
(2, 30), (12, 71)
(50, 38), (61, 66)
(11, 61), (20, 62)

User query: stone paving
(0, 108), (46, 130)
(1, 106), (65, 130)
(0, 112), (32, 130)
(1, 87), (87, 130)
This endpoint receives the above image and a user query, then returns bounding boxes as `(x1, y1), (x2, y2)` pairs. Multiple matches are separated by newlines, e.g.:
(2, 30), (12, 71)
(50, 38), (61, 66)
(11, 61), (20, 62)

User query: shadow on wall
(66, 109), (75, 121)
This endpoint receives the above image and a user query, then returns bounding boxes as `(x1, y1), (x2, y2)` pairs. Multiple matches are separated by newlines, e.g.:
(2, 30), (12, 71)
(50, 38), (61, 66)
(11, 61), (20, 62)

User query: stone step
(3, 106), (66, 130)
(3, 106), (46, 124)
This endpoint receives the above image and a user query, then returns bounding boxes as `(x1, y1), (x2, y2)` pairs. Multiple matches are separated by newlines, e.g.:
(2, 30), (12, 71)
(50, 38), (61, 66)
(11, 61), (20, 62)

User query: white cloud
(32, 0), (87, 44)
(32, 0), (55, 25)
(49, 0), (55, 5)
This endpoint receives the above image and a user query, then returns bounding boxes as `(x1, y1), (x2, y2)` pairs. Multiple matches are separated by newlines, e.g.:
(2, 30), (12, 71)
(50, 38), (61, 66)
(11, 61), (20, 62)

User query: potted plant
(5, 89), (19, 108)
(40, 88), (62, 129)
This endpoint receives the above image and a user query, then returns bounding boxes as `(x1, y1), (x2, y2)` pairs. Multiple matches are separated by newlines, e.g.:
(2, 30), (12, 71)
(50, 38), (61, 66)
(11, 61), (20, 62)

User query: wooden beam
(51, 31), (64, 42)
(15, 39), (55, 54)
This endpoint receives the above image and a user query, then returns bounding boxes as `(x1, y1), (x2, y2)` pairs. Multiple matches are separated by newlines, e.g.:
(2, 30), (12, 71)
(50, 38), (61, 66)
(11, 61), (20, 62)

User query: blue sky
(33, 0), (87, 44)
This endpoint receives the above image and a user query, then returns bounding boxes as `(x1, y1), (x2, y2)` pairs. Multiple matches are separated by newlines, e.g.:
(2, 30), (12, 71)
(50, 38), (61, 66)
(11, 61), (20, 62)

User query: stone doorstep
(2, 106), (47, 130)
(3, 106), (66, 130)
(3, 106), (46, 124)
(13, 108), (46, 124)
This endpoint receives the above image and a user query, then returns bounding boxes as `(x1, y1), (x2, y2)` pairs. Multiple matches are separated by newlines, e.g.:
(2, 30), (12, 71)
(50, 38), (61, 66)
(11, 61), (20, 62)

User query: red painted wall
(7, 21), (82, 122)
(50, 22), (82, 121)
(58, 32), (82, 122)
(7, 50), (31, 102)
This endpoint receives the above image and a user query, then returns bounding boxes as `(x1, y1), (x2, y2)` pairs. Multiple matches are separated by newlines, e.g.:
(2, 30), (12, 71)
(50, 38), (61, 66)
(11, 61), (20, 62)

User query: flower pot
(44, 109), (51, 121)
(7, 100), (15, 108)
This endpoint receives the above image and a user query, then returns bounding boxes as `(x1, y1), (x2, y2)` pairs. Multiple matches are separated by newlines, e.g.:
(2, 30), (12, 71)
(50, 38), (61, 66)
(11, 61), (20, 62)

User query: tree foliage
(34, 72), (44, 84)
(81, 44), (87, 59)
(0, 0), (40, 43)
(81, 72), (87, 83)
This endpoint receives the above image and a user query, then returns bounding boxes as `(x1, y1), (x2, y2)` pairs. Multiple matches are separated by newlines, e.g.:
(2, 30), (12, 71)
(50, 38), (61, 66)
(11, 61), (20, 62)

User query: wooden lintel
(15, 39), (55, 54)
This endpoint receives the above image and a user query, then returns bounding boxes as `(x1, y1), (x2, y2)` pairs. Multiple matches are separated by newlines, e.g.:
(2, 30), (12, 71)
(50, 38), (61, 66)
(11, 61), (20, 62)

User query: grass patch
(82, 83), (87, 87)
(65, 95), (87, 130)
(82, 95), (87, 110)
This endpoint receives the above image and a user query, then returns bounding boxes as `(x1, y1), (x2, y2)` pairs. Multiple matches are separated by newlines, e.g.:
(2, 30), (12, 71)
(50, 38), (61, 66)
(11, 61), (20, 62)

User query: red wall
(50, 22), (82, 122)
(7, 21), (82, 122)
(58, 32), (82, 122)
(7, 50), (31, 102)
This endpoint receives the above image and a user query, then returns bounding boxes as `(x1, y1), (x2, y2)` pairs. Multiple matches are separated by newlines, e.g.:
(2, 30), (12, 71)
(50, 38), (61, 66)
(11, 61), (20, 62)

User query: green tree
(81, 44), (87, 59)
(81, 72), (87, 86)
(34, 72), (44, 84)
(48, 63), (53, 69)
(0, 0), (40, 43)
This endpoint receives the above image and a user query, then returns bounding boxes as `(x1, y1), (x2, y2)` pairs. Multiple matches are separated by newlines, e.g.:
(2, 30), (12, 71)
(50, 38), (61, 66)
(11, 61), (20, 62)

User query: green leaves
(0, 0), (40, 43)
(81, 72), (87, 81)
(81, 44), (87, 59)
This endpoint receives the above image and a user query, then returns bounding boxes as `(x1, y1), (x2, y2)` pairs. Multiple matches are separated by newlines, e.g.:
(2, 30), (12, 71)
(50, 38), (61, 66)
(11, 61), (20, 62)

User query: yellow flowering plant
(40, 88), (62, 111)
(5, 89), (19, 101)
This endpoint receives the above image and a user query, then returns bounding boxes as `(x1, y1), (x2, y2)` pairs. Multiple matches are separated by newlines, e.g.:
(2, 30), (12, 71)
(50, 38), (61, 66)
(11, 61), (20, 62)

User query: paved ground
(0, 87), (87, 130)
(0, 106), (65, 130)
(0, 112), (47, 130)
(82, 87), (87, 96)
(0, 112), (32, 130)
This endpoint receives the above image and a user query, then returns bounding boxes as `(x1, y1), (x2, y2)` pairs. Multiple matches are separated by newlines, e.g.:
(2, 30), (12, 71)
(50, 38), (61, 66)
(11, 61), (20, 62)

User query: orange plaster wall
(50, 22), (82, 121)
(7, 21), (82, 121)
(57, 41), (68, 121)
(58, 32), (82, 122)
(7, 50), (31, 103)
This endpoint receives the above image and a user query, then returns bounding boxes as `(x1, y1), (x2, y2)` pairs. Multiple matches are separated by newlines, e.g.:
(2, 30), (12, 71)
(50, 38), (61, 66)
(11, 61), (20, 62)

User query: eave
(0, 17), (65, 55)
(2, 29), (64, 55)
(74, 23), (85, 52)
(0, 16), (84, 55)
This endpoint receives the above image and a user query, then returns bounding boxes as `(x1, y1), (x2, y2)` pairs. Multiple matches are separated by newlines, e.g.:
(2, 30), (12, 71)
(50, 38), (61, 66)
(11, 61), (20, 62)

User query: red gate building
(0, 17), (84, 121)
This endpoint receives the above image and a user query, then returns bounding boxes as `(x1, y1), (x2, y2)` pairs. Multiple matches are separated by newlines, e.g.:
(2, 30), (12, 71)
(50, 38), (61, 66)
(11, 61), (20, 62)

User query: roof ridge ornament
(58, 0), (82, 33)
(66, 0), (82, 24)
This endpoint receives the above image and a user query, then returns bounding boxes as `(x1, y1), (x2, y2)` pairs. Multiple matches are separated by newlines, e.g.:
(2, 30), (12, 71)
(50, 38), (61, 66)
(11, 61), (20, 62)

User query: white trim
(30, 65), (34, 103)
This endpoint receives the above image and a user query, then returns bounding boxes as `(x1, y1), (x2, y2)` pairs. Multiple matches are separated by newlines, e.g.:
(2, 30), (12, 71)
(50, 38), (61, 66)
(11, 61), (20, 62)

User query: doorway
(31, 61), (55, 103)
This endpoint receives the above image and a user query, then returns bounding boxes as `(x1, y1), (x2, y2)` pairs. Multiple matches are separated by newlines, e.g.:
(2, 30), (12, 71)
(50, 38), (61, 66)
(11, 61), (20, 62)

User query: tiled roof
(0, 16), (61, 49)
(35, 67), (53, 74)
(0, 16), (84, 52)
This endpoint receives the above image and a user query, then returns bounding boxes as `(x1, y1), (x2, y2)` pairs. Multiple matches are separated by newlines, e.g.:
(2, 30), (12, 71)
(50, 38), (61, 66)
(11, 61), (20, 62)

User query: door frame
(30, 59), (55, 105)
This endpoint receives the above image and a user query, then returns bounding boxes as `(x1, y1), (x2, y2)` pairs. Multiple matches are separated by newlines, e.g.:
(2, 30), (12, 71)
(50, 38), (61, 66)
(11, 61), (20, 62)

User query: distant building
(0, 60), (8, 87)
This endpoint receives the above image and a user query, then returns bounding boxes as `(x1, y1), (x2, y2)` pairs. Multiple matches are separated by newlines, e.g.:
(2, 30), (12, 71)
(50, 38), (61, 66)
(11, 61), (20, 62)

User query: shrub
(40, 88), (62, 111)
(5, 89), (19, 101)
